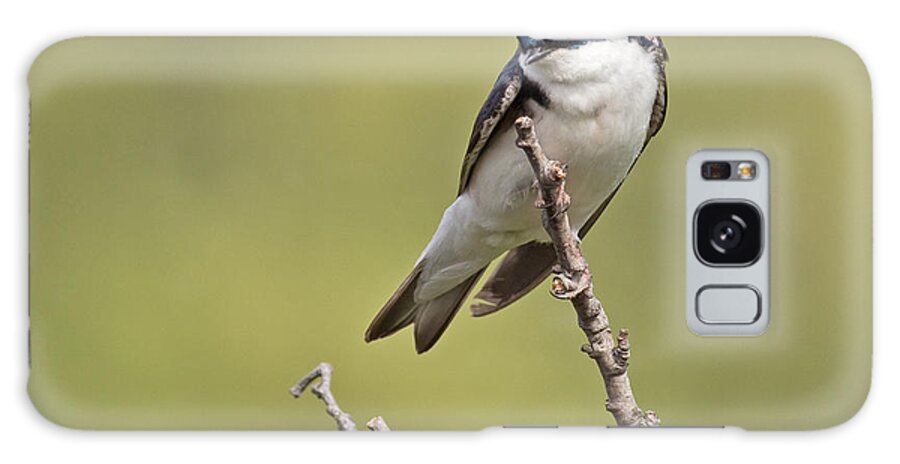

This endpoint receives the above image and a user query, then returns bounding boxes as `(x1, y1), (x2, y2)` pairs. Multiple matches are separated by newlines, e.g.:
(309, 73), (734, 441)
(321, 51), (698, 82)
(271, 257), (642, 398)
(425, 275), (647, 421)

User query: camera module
(694, 201), (762, 266)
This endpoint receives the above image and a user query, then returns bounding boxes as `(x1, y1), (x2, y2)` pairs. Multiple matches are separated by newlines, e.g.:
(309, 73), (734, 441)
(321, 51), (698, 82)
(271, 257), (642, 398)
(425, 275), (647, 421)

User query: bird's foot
(550, 270), (591, 300)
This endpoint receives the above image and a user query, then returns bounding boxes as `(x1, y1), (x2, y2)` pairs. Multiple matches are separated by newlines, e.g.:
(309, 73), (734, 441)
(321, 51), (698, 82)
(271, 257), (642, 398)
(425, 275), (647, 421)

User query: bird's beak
(517, 36), (554, 65)
(517, 36), (538, 49)
(523, 47), (554, 65)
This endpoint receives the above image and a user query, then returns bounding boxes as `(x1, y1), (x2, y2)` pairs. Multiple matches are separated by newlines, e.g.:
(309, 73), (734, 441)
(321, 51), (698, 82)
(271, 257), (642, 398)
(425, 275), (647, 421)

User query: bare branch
(290, 362), (357, 431)
(291, 362), (391, 431)
(514, 116), (659, 427)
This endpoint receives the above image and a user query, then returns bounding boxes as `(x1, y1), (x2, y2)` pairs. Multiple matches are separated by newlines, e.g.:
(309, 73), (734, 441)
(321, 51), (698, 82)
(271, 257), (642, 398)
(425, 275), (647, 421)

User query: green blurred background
(28, 37), (871, 430)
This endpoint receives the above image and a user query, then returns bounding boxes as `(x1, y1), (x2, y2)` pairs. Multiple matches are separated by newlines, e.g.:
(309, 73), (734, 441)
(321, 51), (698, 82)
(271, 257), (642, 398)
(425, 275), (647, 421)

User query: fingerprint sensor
(696, 286), (761, 324)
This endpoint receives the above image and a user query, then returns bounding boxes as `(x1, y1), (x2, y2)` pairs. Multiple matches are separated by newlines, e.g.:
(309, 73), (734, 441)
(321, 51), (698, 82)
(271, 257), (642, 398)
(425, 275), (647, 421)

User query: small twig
(515, 116), (659, 427)
(291, 362), (390, 431)
(290, 362), (357, 431)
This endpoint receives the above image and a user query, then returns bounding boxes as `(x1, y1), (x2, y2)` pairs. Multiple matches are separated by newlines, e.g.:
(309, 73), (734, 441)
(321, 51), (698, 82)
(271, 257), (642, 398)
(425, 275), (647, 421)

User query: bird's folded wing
(457, 53), (523, 195)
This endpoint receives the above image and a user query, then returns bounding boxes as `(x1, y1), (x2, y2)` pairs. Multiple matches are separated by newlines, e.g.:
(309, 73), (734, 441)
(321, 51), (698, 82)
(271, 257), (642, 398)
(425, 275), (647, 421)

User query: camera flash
(737, 162), (757, 180)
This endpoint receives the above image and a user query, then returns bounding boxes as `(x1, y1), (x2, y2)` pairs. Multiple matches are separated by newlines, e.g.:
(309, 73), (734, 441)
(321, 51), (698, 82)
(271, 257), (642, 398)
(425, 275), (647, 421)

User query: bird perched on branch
(365, 36), (668, 353)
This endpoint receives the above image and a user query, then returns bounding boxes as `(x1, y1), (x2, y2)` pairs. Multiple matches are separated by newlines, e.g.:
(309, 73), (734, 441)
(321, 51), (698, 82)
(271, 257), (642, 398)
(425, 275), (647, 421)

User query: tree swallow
(365, 36), (668, 353)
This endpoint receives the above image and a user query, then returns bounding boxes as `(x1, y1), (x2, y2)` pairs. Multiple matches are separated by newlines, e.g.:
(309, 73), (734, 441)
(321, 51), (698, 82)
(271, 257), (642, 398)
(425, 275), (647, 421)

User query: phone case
(28, 37), (872, 430)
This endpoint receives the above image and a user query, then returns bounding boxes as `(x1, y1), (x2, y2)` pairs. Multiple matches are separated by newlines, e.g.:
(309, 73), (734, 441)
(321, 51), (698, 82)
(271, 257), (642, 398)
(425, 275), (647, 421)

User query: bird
(365, 36), (668, 353)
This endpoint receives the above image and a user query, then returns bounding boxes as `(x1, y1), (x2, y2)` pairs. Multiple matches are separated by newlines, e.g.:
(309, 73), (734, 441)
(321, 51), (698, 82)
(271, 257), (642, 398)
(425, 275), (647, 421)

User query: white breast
(464, 39), (660, 248)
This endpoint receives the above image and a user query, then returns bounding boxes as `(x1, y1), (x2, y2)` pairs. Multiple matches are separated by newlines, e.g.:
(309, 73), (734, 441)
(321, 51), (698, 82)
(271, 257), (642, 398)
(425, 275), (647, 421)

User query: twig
(514, 116), (659, 427)
(290, 362), (391, 431)
(290, 362), (357, 430)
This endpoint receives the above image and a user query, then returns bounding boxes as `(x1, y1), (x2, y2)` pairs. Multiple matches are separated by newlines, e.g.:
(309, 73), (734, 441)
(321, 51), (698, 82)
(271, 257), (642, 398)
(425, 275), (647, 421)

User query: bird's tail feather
(364, 262), (425, 342)
(365, 262), (486, 353)
(413, 268), (485, 353)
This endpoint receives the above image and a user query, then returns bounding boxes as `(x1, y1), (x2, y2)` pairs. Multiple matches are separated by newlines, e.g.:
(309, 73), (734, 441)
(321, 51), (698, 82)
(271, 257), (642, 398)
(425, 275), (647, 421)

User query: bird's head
(516, 37), (590, 65)
(515, 36), (662, 86)
(516, 37), (612, 84)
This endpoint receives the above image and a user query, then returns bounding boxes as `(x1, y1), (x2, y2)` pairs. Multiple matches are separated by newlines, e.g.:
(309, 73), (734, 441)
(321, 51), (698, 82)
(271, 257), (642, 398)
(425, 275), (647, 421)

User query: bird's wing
(641, 36), (668, 150)
(457, 53), (524, 195)
(472, 38), (669, 317)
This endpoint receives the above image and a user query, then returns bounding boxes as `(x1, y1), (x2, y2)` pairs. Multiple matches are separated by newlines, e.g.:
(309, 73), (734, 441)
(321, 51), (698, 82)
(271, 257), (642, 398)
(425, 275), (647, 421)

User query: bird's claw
(550, 272), (591, 299)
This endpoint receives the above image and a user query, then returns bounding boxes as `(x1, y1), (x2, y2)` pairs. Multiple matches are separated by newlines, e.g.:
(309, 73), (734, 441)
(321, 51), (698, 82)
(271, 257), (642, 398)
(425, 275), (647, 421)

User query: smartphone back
(28, 37), (871, 430)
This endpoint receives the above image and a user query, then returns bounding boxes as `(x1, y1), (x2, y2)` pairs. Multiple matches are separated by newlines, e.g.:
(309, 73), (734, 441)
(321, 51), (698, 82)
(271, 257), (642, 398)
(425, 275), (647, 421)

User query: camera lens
(695, 202), (762, 266)
(711, 218), (743, 251)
